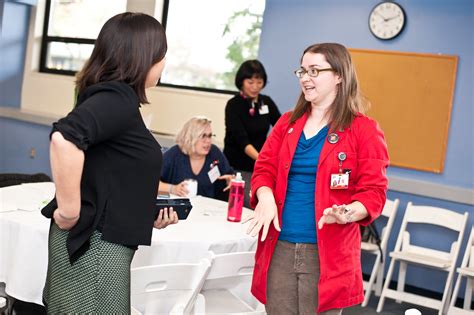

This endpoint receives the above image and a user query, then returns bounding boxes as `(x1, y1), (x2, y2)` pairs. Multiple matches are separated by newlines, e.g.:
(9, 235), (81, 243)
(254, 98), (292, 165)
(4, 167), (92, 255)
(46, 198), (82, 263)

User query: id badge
(259, 104), (269, 115)
(330, 173), (349, 189)
(208, 166), (221, 183)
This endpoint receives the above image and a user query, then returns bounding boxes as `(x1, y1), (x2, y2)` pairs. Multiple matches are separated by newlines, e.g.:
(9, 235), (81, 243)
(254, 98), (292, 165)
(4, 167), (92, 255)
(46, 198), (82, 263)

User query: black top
(161, 144), (234, 199)
(223, 93), (281, 172)
(41, 81), (162, 263)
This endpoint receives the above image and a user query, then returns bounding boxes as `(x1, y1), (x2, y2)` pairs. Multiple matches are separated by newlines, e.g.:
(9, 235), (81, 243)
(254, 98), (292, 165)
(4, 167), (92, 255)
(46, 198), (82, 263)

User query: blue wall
(0, 117), (51, 174)
(259, 0), (473, 294)
(0, 0), (30, 107)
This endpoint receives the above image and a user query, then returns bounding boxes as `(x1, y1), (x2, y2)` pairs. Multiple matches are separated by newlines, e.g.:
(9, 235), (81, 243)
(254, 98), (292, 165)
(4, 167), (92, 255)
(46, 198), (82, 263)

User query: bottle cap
(404, 309), (421, 315)
(235, 172), (243, 182)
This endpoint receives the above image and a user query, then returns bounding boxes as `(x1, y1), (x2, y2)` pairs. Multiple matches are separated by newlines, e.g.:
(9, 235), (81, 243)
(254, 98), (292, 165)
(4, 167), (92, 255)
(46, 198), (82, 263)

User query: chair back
(394, 202), (469, 265)
(131, 258), (211, 315)
(379, 198), (400, 250)
(202, 251), (262, 312)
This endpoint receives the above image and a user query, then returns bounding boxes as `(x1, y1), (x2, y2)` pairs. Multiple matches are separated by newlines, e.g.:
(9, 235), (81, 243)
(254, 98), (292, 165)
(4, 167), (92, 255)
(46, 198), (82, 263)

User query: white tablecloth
(0, 183), (256, 305)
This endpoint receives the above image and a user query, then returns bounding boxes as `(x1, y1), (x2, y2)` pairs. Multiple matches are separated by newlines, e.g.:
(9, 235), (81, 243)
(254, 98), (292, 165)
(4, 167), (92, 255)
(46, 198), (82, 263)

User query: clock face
(369, 2), (406, 40)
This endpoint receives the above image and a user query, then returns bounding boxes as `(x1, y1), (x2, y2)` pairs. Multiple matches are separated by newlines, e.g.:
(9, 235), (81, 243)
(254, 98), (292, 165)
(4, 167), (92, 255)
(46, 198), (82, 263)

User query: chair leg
(464, 277), (473, 309)
(375, 259), (384, 296)
(362, 254), (381, 307)
(377, 258), (396, 313)
(396, 261), (407, 303)
(449, 273), (462, 310)
(440, 269), (456, 315)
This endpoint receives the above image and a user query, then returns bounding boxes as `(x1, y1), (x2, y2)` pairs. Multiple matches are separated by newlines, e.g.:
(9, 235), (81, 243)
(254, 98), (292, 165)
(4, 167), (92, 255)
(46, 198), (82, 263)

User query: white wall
(20, 0), (232, 147)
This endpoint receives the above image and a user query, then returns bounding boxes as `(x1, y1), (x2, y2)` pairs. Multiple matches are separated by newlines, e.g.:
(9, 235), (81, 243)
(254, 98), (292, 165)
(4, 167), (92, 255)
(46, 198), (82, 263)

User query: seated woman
(159, 116), (234, 200)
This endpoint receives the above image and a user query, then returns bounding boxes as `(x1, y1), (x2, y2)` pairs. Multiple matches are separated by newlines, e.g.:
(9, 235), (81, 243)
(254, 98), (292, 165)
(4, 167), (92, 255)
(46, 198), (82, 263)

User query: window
(160, 0), (265, 92)
(39, 0), (265, 93)
(40, 0), (126, 75)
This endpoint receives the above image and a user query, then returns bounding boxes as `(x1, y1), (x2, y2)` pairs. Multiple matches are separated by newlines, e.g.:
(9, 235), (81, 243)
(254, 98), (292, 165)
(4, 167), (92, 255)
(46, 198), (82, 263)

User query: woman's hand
(171, 181), (189, 197)
(53, 208), (80, 230)
(154, 207), (179, 229)
(218, 174), (235, 191)
(318, 204), (356, 229)
(241, 187), (280, 241)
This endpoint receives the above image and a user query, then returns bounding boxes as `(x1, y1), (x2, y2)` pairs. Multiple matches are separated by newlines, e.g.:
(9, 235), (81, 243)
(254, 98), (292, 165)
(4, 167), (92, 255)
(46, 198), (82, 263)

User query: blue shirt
(279, 126), (328, 244)
(161, 145), (234, 199)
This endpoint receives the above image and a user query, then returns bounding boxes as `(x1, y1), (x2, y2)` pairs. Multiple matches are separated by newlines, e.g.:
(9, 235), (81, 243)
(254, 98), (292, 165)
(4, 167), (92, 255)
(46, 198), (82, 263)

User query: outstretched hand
(318, 204), (356, 229)
(242, 188), (280, 241)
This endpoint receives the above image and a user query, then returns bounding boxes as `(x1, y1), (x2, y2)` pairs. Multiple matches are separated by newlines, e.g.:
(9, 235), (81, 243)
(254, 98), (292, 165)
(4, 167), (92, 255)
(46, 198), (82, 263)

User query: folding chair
(200, 251), (265, 314)
(447, 227), (474, 315)
(361, 198), (399, 307)
(376, 202), (469, 315)
(131, 257), (212, 315)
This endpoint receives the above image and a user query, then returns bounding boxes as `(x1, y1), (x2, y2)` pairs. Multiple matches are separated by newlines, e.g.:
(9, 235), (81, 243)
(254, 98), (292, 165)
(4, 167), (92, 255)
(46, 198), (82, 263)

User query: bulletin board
(348, 49), (458, 173)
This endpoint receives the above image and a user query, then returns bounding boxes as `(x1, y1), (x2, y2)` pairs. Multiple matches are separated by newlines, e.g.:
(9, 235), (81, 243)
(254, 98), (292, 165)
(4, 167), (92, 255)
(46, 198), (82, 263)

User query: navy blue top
(161, 144), (234, 199)
(279, 126), (328, 244)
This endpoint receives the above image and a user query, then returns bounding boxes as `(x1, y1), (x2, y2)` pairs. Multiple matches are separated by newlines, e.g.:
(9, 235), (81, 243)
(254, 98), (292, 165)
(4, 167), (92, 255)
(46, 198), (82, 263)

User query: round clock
(369, 1), (406, 40)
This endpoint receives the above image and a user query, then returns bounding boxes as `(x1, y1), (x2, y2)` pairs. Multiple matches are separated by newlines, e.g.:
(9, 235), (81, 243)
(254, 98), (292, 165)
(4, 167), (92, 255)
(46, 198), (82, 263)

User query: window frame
(39, 0), (260, 95)
(39, 0), (96, 76)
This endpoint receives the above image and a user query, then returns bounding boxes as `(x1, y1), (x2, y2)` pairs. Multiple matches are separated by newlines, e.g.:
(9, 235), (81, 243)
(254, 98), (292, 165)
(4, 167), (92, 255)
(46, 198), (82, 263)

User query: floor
(1, 281), (440, 315)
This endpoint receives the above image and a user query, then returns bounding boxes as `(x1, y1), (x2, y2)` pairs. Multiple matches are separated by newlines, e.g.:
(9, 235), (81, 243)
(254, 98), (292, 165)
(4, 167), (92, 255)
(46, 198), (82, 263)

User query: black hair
(234, 60), (268, 90)
(76, 12), (167, 104)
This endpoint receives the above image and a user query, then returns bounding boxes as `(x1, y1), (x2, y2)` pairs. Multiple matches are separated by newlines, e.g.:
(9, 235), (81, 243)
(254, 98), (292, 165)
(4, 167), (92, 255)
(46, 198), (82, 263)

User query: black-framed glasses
(294, 67), (334, 78)
(199, 133), (216, 140)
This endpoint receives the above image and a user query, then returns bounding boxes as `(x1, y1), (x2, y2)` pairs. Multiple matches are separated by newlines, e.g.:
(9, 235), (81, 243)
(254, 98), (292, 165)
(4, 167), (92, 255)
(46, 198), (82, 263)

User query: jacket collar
(286, 111), (349, 166)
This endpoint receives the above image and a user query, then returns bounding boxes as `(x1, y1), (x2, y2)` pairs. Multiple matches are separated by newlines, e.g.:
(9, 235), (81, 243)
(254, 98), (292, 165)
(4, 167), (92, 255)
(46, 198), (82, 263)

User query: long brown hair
(289, 43), (368, 131)
(76, 12), (167, 104)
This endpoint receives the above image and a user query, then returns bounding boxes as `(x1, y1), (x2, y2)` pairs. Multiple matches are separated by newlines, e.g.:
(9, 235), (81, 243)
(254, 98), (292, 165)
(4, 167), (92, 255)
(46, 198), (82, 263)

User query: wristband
(57, 209), (80, 221)
(169, 184), (174, 194)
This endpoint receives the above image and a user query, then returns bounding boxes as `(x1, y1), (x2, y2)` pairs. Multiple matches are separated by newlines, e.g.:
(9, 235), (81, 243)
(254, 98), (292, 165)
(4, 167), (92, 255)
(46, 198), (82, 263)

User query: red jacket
(250, 111), (389, 313)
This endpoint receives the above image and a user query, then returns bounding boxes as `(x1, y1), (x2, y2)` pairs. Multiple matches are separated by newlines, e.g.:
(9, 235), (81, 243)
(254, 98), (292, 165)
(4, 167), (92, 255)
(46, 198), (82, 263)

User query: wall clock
(369, 1), (406, 40)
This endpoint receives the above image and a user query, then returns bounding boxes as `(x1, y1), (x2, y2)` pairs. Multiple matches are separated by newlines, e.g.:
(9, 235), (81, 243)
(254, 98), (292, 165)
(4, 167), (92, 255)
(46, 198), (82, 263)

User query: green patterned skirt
(43, 223), (135, 314)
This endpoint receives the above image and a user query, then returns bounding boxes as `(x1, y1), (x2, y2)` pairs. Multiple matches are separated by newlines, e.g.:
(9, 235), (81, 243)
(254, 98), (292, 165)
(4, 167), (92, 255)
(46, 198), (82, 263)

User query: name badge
(208, 165), (221, 183)
(259, 104), (269, 115)
(330, 173), (349, 189)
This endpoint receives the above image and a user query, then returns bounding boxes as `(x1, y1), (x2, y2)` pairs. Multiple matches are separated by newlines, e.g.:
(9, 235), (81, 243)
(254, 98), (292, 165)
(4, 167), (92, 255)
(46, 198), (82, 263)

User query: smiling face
(193, 125), (213, 157)
(299, 53), (341, 108)
(241, 75), (265, 100)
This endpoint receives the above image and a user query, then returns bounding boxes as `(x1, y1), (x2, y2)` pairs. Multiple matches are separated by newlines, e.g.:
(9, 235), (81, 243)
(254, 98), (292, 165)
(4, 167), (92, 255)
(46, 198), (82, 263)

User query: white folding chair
(447, 227), (474, 315)
(131, 257), (212, 315)
(200, 251), (265, 314)
(362, 198), (399, 307)
(376, 202), (469, 315)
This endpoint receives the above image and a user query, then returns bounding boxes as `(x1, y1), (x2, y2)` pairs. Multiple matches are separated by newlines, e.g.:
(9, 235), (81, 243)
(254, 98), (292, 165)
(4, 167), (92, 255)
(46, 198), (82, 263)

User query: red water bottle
(227, 172), (245, 222)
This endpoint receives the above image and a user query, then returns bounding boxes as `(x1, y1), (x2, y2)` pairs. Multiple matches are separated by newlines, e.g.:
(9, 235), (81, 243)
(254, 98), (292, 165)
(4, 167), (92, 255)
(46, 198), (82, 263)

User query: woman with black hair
(41, 12), (177, 313)
(224, 60), (281, 206)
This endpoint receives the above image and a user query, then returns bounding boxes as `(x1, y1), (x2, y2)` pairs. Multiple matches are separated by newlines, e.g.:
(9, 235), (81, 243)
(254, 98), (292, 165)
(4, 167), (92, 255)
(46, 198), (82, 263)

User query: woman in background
(160, 116), (234, 200)
(41, 13), (178, 314)
(244, 43), (389, 314)
(224, 60), (281, 206)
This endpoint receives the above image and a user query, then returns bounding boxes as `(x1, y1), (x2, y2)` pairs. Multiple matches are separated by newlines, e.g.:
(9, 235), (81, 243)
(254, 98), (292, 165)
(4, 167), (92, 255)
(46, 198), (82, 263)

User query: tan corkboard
(349, 48), (458, 173)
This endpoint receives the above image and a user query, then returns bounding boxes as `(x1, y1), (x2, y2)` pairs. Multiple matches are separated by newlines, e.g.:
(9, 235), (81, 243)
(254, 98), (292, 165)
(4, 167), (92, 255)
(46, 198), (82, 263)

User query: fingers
(154, 207), (178, 229)
(273, 215), (281, 232)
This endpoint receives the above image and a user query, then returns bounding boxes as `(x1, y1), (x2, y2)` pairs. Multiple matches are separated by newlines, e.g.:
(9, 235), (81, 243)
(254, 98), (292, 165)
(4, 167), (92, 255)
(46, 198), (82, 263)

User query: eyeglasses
(199, 133), (215, 140)
(294, 67), (334, 78)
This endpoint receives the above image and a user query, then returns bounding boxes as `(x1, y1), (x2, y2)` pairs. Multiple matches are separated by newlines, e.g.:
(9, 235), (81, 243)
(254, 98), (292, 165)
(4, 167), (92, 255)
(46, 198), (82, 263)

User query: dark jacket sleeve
(52, 89), (136, 150)
(225, 98), (251, 150)
(160, 145), (178, 184)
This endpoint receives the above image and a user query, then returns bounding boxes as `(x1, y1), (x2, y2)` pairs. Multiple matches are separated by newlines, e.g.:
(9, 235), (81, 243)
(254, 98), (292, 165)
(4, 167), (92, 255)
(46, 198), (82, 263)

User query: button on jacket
(250, 111), (389, 312)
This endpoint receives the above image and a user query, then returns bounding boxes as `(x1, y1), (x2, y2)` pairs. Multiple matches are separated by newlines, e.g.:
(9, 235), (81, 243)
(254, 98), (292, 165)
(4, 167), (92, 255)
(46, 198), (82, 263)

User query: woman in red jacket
(244, 43), (389, 314)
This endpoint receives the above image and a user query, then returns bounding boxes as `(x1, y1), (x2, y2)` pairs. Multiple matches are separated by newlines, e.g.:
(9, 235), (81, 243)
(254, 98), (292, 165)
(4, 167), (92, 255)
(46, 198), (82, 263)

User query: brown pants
(266, 240), (343, 315)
